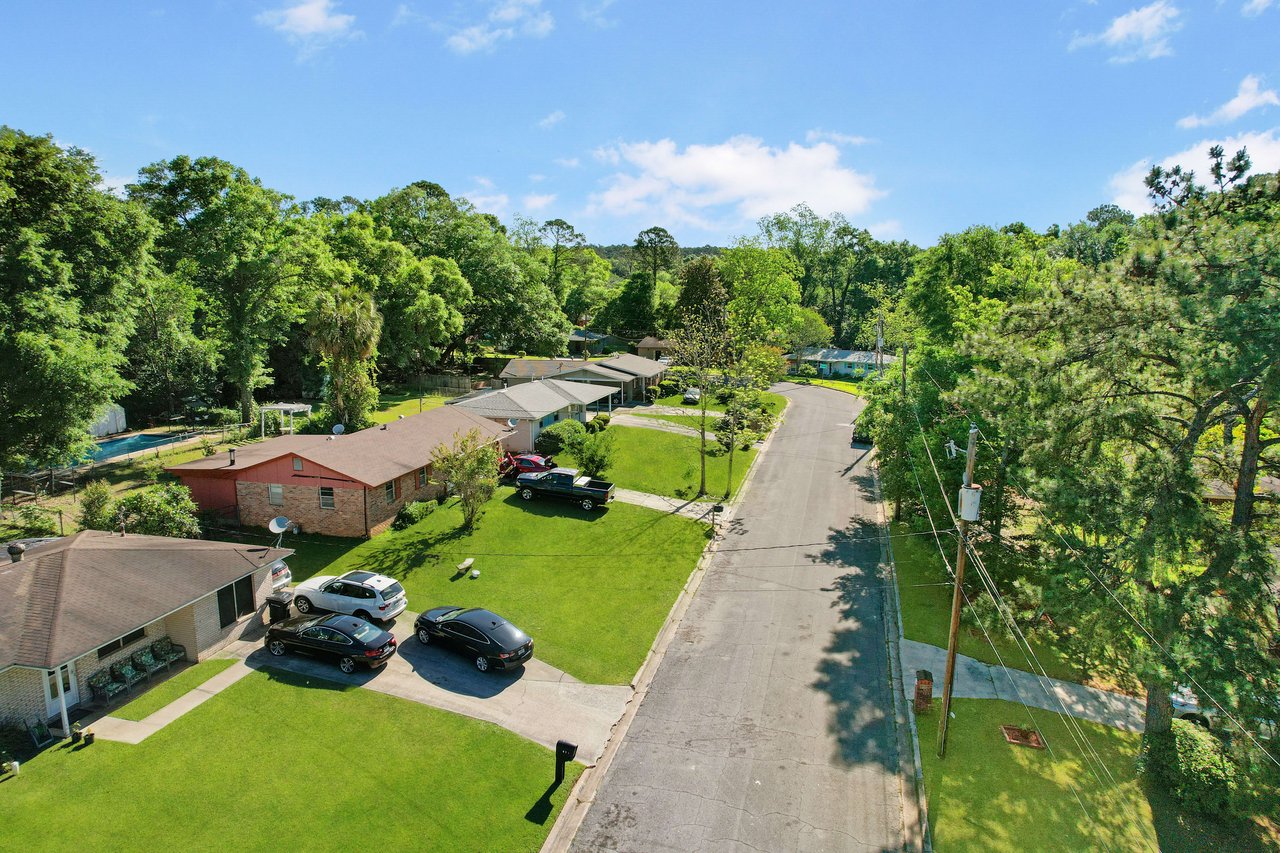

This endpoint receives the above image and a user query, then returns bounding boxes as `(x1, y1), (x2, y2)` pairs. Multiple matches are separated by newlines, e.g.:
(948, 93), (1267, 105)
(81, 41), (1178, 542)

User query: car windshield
(380, 581), (404, 601)
(349, 622), (382, 643)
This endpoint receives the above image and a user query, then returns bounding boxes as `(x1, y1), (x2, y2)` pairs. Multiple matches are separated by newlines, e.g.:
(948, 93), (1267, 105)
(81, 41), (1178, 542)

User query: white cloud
(1242, 0), (1273, 15)
(529, 173), (547, 182)
(256, 0), (359, 56)
(587, 135), (885, 230)
(805, 128), (871, 146)
(463, 191), (510, 217)
(97, 175), (130, 198)
(391, 4), (428, 27)
(867, 220), (904, 239)
(538, 110), (566, 129)
(446, 0), (553, 55)
(1109, 129), (1280, 212)
(473, 176), (496, 189)
(523, 193), (557, 211)
(1178, 75), (1279, 128)
(1069, 1), (1182, 62)
(554, 157), (581, 168)
(580, 0), (618, 28)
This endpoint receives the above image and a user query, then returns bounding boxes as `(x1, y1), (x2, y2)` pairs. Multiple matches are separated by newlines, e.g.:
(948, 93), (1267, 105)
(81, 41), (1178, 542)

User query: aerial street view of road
(569, 383), (919, 852)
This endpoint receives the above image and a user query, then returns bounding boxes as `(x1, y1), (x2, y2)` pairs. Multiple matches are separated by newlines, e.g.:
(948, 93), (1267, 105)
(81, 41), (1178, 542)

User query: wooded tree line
(859, 147), (1280, 813)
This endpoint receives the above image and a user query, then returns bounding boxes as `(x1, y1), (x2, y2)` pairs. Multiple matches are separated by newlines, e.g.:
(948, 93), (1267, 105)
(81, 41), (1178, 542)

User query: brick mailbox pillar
(914, 669), (933, 714)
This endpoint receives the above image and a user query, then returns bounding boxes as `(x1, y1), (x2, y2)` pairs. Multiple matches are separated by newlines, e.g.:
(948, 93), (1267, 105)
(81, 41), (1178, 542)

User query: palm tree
(307, 284), (382, 427)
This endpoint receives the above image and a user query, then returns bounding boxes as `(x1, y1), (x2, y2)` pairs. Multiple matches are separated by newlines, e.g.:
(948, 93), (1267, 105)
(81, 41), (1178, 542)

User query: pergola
(260, 403), (312, 437)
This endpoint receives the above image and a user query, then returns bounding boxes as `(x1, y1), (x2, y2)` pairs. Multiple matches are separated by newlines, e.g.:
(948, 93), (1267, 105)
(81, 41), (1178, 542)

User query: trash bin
(265, 591), (293, 624)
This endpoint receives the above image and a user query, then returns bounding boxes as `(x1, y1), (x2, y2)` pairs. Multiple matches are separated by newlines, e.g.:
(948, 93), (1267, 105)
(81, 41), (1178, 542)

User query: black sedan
(414, 607), (534, 672)
(265, 614), (397, 674)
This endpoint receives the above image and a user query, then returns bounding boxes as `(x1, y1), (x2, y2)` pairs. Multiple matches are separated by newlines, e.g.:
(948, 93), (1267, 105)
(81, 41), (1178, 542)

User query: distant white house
(787, 348), (898, 378)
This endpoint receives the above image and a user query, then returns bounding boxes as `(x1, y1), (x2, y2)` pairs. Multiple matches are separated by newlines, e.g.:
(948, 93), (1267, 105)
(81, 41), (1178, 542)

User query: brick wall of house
(73, 617), (168, 702)
(0, 666), (48, 727)
(189, 566), (273, 660)
(365, 469), (443, 537)
(163, 608), (198, 662)
(238, 480), (368, 538)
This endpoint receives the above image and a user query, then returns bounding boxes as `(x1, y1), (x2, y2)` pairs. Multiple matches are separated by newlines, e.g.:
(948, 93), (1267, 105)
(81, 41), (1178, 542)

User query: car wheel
(520, 488), (534, 501)
(354, 610), (371, 622)
(581, 498), (594, 511)
(475, 655), (490, 672)
(416, 628), (432, 645)
(338, 656), (356, 674)
(267, 639), (287, 657)
(295, 596), (313, 614)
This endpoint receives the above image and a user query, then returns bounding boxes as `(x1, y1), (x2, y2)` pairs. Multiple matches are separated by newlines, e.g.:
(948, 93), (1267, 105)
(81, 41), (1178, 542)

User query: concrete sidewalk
(92, 660), (254, 744)
(899, 639), (1145, 732)
(611, 488), (720, 521)
(611, 413), (716, 441)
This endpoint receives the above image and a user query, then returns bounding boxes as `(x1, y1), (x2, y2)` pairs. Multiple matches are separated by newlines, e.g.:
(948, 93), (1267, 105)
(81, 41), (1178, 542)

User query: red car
(499, 452), (556, 478)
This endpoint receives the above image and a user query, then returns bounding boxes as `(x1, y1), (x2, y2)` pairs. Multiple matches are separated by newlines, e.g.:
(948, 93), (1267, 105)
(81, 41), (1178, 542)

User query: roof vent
(228, 448), (236, 466)
(7, 543), (24, 563)
(380, 424), (388, 430)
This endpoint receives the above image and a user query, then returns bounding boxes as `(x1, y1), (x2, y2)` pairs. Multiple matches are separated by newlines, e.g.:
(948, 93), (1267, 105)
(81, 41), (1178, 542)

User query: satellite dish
(506, 418), (519, 428)
(269, 516), (291, 534)
(332, 423), (345, 435)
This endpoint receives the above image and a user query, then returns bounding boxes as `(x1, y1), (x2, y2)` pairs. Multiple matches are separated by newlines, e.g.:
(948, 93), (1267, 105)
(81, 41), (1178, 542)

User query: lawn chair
(24, 719), (55, 748)
(109, 660), (146, 691)
(88, 670), (128, 707)
(151, 637), (186, 667)
(131, 648), (166, 678)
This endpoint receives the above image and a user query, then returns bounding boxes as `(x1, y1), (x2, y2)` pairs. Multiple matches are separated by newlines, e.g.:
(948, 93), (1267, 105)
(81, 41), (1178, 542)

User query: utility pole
(937, 424), (982, 758)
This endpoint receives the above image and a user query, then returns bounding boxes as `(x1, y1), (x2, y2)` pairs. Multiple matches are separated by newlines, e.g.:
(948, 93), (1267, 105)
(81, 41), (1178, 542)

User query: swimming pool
(88, 432), (190, 463)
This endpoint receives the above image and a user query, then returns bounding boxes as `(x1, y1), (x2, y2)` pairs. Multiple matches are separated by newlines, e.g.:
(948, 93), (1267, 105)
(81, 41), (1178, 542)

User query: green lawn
(305, 490), (708, 684)
(213, 528), (364, 584)
(919, 698), (1156, 852)
(558, 426), (756, 501)
(0, 668), (581, 852)
(918, 698), (1276, 852)
(111, 659), (237, 721)
(804, 376), (867, 396)
(891, 521), (1082, 683)
(370, 391), (456, 424)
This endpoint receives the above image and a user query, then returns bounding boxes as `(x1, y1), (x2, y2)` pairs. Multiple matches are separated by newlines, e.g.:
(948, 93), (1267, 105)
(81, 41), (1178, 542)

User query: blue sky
(3, 1), (1278, 247)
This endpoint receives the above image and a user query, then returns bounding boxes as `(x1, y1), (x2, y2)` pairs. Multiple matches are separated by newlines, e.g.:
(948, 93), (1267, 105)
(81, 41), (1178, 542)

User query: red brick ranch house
(168, 407), (510, 538)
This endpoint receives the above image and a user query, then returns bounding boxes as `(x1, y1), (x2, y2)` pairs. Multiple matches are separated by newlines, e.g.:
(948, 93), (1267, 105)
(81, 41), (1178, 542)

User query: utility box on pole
(914, 670), (934, 713)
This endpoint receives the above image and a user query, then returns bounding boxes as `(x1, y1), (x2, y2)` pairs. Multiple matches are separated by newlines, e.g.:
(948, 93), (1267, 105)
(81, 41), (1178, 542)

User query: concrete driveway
(226, 612), (631, 763)
(570, 383), (911, 852)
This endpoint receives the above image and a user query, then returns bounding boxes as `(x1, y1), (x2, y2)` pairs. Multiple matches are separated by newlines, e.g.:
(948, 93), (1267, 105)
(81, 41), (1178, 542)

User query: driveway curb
(875, 456), (933, 853)
(539, 391), (791, 853)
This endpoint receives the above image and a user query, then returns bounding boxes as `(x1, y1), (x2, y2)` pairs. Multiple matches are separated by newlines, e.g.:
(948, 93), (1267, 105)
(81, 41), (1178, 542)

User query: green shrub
(199, 435), (218, 457)
(657, 379), (680, 397)
(204, 407), (241, 427)
(564, 430), (615, 479)
(16, 505), (57, 537)
(1144, 719), (1243, 819)
(585, 413), (611, 433)
(793, 363), (818, 378)
(79, 479), (115, 531)
(644, 386), (660, 403)
(535, 419), (587, 455)
(139, 457), (164, 484)
(392, 500), (435, 531)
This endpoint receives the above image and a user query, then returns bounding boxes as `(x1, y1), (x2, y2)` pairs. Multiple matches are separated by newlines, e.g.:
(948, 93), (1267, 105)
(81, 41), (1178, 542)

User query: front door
(43, 662), (79, 719)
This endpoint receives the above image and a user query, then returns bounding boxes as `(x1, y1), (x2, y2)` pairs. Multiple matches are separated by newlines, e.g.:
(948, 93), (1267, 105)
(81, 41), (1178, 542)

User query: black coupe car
(265, 614), (397, 674)
(414, 607), (534, 672)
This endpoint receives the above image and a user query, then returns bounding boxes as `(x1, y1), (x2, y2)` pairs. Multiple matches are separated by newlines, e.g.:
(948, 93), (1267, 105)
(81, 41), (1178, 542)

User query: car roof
(320, 613), (378, 635)
(340, 570), (399, 590)
(457, 608), (508, 631)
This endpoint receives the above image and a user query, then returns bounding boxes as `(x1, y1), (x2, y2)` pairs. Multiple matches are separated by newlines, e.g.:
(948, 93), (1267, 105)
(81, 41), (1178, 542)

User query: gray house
(448, 379), (616, 451)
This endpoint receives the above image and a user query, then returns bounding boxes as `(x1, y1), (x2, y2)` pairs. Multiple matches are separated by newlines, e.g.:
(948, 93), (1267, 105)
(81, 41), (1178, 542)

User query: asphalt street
(571, 383), (907, 852)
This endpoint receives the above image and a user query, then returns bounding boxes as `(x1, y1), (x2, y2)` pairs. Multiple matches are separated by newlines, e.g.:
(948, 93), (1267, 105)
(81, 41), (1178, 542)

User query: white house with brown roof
(447, 379), (616, 451)
(167, 406), (510, 538)
(0, 532), (290, 732)
(500, 353), (668, 403)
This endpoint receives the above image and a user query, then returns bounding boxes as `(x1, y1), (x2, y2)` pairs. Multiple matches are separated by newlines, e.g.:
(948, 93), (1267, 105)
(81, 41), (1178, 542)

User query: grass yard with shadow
(313, 489), (708, 684)
(557, 426), (756, 502)
(111, 658), (237, 721)
(0, 668), (581, 852)
(370, 391), (456, 424)
(917, 698), (1277, 852)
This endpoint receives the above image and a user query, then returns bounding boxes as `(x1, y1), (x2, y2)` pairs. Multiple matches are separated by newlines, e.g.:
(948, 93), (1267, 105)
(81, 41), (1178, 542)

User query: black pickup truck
(515, 467), (615, 511)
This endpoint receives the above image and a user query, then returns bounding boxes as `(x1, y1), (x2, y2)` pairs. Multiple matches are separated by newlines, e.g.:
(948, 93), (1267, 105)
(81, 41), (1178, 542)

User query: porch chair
(88, 669), (128, 707)
(24, 719), (55, 748)
(151, 637), (186, 667)
(131, 648), (166, 678)
(109, 660), (145, 691)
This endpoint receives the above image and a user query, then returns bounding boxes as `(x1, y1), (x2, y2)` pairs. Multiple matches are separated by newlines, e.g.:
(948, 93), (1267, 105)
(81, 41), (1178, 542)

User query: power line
(913, 362), (1280, 769)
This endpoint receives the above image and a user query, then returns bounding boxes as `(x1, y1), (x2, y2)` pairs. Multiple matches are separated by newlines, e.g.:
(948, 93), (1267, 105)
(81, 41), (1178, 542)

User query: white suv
(292, 570), (408, 623)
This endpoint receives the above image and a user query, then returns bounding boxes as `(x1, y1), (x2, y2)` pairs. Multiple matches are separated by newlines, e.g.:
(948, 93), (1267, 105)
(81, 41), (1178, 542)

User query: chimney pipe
(7, 543), (25, 563)
(228, 448), (236, 466)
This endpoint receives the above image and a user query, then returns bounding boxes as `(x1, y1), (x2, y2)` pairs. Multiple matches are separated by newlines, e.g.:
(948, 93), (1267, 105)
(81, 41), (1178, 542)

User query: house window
(268, 484), (284, 506)
(319, 487), (335, 509)
(417, 467), (427, 489)
(293, 458), (303, 471)
(216, 575), (255, 629)
(96, 627), (147, 660)
(385, 480), (397, 504)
